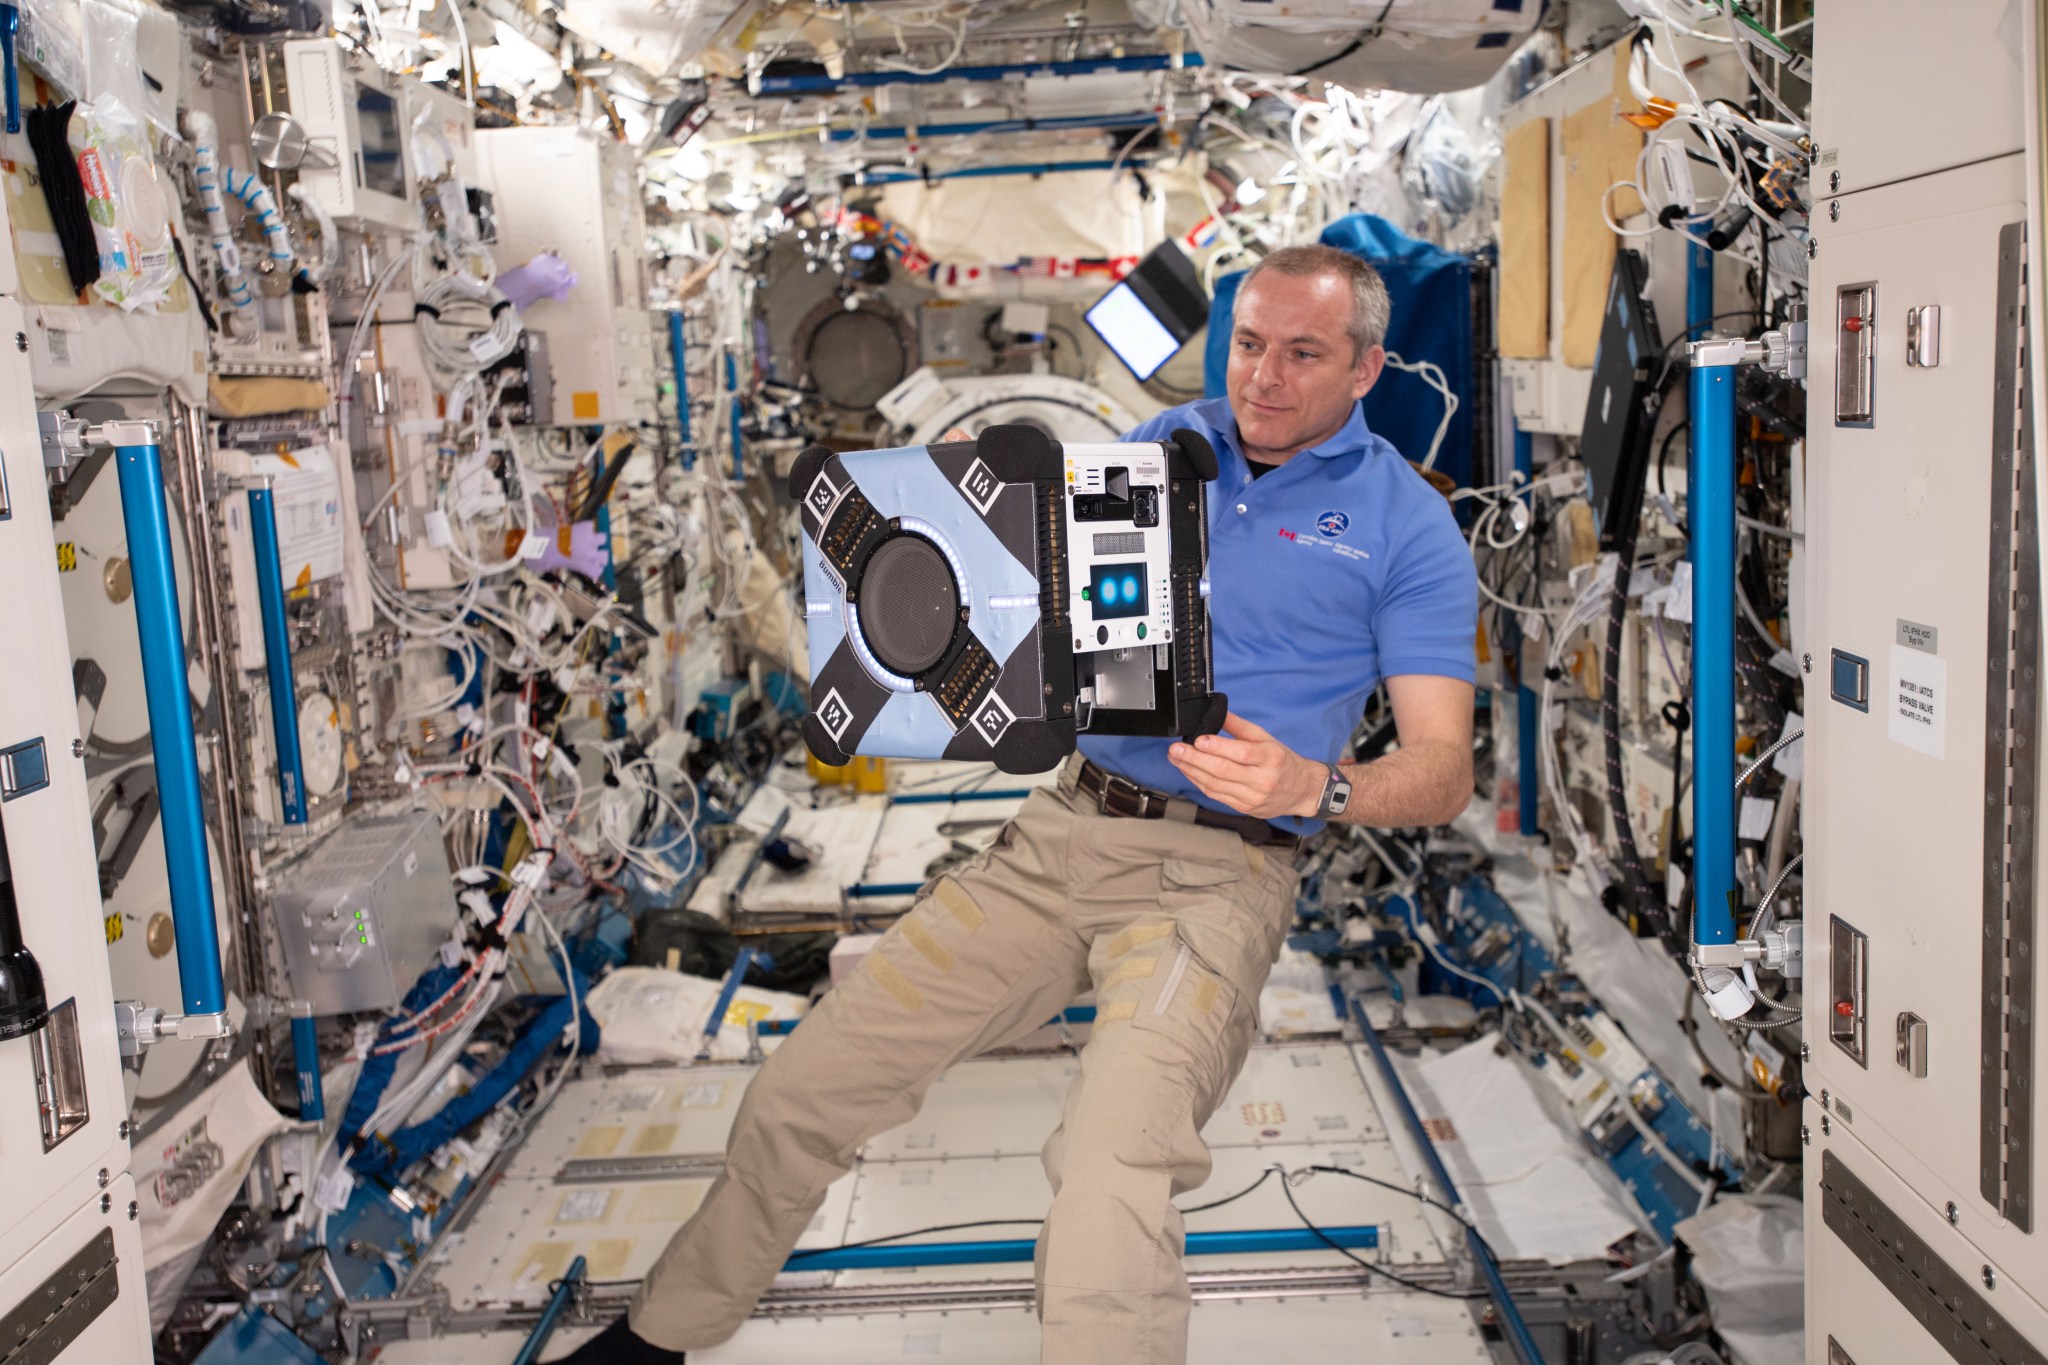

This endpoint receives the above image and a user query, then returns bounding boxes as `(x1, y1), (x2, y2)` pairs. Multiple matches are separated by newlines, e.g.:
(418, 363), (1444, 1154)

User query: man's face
(1226, 270), (1384, 458)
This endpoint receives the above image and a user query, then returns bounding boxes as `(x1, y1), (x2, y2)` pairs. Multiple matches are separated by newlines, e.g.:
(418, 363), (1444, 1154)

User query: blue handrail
(1350, 997), (1546, 1365)
(246, 485), (307, 824)
(114, 435), (226, 1016)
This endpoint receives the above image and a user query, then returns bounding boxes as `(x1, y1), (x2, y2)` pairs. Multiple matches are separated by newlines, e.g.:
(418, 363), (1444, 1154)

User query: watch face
(1325, 767), (1351, 814)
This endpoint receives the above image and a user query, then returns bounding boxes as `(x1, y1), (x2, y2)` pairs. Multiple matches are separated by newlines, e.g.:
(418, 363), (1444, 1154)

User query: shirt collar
(1302, 401), (1374, 459)
(1202, 397), (1376, 469)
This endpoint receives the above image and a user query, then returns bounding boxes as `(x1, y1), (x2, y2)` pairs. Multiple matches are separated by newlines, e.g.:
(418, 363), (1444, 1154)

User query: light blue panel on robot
(833, 445), (1039, 668)
(859, 690), (952, 758)
(802, 548), (848, 666)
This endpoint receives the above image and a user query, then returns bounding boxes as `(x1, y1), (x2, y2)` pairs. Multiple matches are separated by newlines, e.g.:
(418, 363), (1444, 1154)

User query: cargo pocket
(1158, 854), (1268, 985)
(1126, 924), (1244, 1115)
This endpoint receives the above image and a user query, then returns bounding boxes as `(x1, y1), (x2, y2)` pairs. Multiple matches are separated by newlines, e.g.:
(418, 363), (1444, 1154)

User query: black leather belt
(1074, 758), (1306, 858)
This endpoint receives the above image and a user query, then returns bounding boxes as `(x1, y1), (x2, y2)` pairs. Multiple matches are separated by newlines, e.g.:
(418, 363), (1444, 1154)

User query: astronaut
(570, 244), (1478, 1365)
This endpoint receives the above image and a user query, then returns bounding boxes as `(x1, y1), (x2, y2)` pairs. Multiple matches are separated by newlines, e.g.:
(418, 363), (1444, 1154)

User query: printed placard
(1896, 618), (1939, 654)
(1888, 644), (1946, 759)
(555, 1188), (613, 1223)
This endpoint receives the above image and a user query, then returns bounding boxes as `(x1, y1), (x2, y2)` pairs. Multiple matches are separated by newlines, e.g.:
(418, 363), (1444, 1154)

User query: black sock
(556, 1314), (685, 1365)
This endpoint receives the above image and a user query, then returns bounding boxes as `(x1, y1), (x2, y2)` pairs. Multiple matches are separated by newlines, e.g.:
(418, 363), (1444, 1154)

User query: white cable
(1383, 351), (1459, 471)
(1723, 7), (1808, 133)
(1515, 991), (1719, 1212)
(1534, 566), (1625, 882)
(526, 902), (581, 1119)
(288, 184), (340, 283)
(414, 270), (522, 379)
(870, 5), (970, 76)
(337, 243), (419, 403)
(1468, 498), (1568, 619)
(443, 0), (475, 106)
(362, 980), (501, 1132)
(1407, 889), (1506, 1005)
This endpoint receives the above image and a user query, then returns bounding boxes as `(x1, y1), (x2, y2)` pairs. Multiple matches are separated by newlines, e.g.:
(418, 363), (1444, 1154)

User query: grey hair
(1240, 244), (1392, 359)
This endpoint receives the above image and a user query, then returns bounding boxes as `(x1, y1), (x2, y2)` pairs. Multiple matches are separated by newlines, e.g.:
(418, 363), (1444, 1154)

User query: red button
(1843, 317), (1865, 332)
(1835, 999), (1855, 1017)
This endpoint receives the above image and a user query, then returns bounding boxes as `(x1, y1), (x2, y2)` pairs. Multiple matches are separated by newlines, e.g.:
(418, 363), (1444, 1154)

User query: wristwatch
(1318, 763), (1352, 817)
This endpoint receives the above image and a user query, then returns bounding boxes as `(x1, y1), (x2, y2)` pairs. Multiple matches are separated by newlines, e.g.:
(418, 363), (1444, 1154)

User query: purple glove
(532, 518), (610, 579)
(498, 252), (578, 309)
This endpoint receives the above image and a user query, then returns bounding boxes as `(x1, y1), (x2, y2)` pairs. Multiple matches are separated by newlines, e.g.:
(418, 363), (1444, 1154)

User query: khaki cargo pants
(629, 760), (1303, 1363)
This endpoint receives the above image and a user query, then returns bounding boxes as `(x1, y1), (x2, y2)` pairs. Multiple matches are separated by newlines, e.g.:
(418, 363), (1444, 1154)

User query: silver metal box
(274, 810), (452, 1014)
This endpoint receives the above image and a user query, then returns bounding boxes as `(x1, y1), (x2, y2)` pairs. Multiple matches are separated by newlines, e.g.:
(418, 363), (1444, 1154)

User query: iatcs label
(1888, 643), (1946, 760)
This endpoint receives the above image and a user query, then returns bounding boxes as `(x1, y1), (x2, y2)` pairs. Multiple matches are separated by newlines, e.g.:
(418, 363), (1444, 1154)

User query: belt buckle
(1100, 773), (1153, 818)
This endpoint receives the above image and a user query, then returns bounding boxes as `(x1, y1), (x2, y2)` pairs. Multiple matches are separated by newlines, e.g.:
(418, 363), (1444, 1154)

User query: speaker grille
(859, 536), (958, 676)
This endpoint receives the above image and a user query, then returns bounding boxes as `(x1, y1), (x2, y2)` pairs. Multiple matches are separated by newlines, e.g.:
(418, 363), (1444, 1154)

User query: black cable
(1754, 222), (1771, 330)
(1276, 1169), (1481, 1300)
(574, 1153), (1524, 1297)
(171, 233), (219, 334)
(1182, 1163), (1280, 1215)
(572, 441), (638, 522)
(1654, 418), (1689, 512)
(1303, 1165), (1489, 1246)
(1663, 693), (1690, 952)
(1045, 323), (1089, 380)
(1733, 614), (1791, 729)
(1652, 310), (1765, 385)
(1288, 0), (1395, 76)
(1601, 534), (1660, 928)
(781, 1165), (1285, 1264)
(1681, 989), (1766, 1098)
(777, 1159), (1489, 1299)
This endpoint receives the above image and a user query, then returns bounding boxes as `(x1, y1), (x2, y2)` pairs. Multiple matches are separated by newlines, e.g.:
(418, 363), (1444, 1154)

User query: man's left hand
(1167, 713), (1325, 821)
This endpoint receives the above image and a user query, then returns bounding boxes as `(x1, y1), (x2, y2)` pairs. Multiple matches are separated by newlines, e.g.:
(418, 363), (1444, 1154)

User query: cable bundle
(26, 102), (99, 294)
(414, 269), (522, 378)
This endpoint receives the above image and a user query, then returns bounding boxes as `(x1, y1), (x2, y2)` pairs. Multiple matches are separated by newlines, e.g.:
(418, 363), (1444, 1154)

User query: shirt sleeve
(1374, 490), (1479, 683)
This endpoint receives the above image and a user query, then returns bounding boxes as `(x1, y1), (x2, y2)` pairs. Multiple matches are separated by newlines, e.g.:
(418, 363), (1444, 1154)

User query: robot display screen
(1088, 562), (1148, 620)
(1084, 282), (1181, 381)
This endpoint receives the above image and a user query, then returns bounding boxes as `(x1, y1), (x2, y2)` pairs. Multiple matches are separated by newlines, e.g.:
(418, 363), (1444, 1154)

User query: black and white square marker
(958, 458), (1002, 516)
(817, 688), (855, 742)
(971, 691), (1016, 744)
(805, 470), (842, 521)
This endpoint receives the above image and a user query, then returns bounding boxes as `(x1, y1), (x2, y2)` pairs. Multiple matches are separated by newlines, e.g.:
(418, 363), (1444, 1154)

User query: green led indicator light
(1137, 623), (1147, 639)
(1081, 587), (1091, 601)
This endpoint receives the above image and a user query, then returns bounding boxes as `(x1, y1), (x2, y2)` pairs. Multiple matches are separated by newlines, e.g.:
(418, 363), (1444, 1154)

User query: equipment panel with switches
(1063, 448), (1174, 655)
(272, 810), (455, 1015)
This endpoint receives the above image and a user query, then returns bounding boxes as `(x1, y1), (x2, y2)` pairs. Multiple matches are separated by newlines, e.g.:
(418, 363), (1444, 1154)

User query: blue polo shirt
(1077, 398), (1477, 835)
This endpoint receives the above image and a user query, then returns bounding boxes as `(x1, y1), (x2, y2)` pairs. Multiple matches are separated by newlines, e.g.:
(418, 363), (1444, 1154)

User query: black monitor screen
(1086, 283), (1180, 381)
(1085, 240), (1210, 381)
(1580, 249), (1662, 550)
